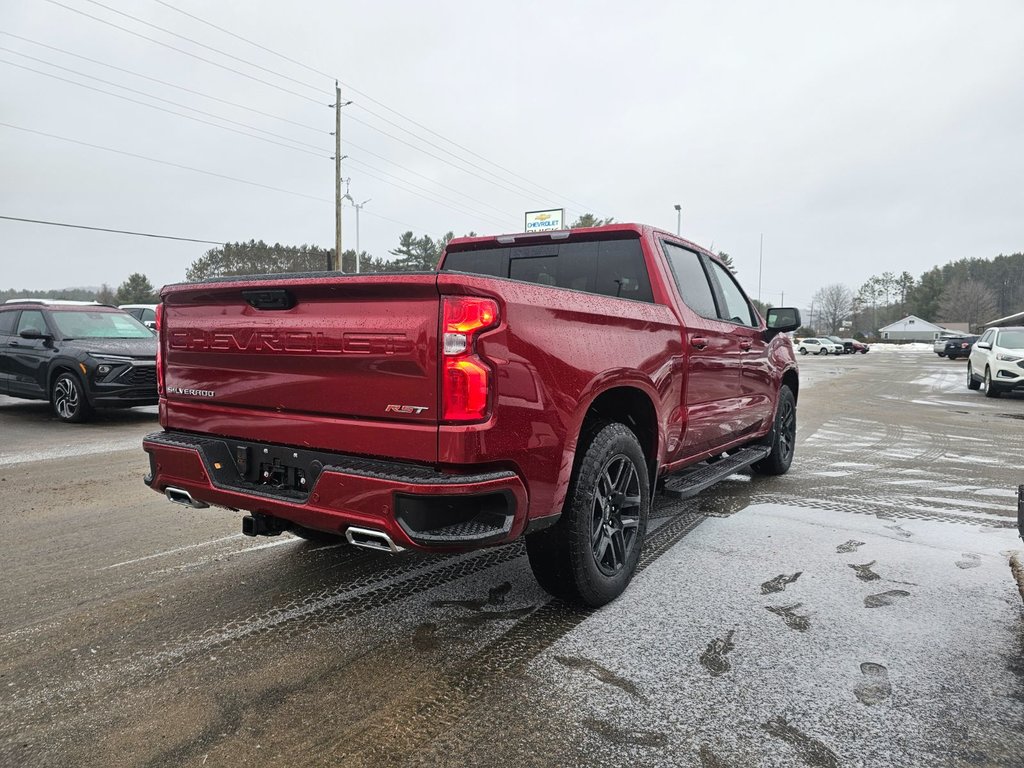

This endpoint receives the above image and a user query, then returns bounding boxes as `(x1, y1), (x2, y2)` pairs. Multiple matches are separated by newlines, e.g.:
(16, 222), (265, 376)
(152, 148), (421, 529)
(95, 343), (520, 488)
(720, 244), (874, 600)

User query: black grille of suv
(119, 366), (156, 387)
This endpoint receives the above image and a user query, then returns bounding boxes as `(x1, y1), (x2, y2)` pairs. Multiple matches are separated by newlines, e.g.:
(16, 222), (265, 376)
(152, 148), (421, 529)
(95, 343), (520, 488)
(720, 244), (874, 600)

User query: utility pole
(353, 198), (370, 272)
(334, 82), (341, 271)
(332, 85), (353, 271)
(757, 233), (763, 303)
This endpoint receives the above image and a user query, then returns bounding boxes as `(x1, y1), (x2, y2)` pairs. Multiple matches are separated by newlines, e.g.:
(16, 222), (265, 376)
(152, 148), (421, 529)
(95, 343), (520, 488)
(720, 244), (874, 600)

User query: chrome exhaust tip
(164, 486), (209, 509)
(345, 526), (405, 553)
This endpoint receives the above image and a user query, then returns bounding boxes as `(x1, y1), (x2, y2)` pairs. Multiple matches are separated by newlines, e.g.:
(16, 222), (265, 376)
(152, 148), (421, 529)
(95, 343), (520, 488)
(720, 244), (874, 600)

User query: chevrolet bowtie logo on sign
(524, 208), (565, 232)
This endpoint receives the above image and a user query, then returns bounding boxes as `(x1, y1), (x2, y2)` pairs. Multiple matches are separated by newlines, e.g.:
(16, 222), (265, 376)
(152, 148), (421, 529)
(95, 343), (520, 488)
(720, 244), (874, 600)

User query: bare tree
(813, 284), (855, 334)
(938, 280), (998, 331)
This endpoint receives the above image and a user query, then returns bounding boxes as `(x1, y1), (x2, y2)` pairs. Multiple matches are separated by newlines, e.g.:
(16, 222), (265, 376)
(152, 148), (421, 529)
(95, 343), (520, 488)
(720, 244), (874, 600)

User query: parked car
(823, 335), (847, 354)
(943, 335), (979, 360)
(142, 223), (801, 606)
(842, 338), (870, 354)
(934, 333), (960, 357)
(0, 299), (158, 421)
(967, 326), (1024, 398)
(119, 303), (158, 329)
(798, 338), (839, 355)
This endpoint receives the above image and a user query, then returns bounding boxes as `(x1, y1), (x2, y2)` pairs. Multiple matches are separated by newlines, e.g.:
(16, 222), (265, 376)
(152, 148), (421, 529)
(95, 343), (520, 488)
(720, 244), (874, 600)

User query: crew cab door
(702, 258), (774, 435)
(659, 242), (743, 455)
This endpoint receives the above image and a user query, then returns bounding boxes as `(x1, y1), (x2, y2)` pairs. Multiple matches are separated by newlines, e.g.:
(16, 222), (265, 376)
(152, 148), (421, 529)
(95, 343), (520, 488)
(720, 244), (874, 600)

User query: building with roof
(878, 315), (949, 341)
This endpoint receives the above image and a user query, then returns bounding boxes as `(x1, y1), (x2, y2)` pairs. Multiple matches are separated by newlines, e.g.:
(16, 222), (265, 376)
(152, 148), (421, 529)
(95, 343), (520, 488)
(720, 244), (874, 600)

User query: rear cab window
(442, 237), (654, 303)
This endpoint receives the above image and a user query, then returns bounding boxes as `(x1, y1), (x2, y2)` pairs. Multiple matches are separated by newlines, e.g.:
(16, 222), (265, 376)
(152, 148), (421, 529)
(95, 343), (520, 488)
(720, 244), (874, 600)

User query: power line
(0, 58), (329, 158)
(41, 0), (326, 105)
(345, 159), (515, 231)
(0, 47), (329, 152)
(0, 121), (331, 203)
(77, 0), (325, 97)
(343, 146), (514, 218)
(1, 123), (511, 235)
(0, 31), (324, 134)
(345, 157), (517, 228)
(0, 214), (222, 244)
(147, 0), (602, 214)
(343, 112), (556, 206)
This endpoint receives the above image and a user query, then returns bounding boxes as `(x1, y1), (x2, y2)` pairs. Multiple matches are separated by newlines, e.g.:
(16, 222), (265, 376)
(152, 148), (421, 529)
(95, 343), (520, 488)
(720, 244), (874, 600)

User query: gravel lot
(1, 348), (1022, 767)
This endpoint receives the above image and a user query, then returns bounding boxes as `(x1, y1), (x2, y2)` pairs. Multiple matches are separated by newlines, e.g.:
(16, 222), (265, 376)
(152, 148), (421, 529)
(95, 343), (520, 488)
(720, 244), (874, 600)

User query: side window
(141, 308), (156, 324)
(16, 310), (46, 335)
(706, 261), (757, 327)
(440, 247), (510, 278)
(0, 310), (17, 335)
(661, 242), (718, 319)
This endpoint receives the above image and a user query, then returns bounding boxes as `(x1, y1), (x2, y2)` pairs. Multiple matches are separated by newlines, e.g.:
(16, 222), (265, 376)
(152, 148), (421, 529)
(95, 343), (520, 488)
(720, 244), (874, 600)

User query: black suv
(944, 335), (979, 360)
(0, 300), (157, 422)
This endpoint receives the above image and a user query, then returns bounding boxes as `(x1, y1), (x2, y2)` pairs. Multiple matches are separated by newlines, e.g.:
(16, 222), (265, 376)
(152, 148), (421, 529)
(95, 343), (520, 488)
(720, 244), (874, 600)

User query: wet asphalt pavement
(1, 349), (1022, 767)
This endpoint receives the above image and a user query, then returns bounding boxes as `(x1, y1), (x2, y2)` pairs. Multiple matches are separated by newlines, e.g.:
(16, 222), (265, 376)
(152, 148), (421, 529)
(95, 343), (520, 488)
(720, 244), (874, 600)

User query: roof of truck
(445, 223), (715, 259)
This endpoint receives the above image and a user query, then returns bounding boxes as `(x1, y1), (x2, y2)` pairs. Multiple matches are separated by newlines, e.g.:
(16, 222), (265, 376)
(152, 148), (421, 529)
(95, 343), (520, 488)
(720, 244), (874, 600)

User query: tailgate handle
(242, 289), (295, 310)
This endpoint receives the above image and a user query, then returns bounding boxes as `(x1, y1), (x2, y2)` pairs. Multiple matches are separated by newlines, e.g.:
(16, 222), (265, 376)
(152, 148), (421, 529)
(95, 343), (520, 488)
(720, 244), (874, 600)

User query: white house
(878, 315), (948, 341)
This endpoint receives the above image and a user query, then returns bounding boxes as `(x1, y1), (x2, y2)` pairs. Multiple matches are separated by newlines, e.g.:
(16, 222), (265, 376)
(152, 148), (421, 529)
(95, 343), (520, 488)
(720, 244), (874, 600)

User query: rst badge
(385, 404), (429, 414)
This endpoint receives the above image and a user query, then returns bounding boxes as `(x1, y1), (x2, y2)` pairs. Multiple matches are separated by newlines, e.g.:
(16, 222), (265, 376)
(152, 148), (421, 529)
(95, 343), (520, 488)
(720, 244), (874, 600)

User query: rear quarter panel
(437, 271), (683, 525)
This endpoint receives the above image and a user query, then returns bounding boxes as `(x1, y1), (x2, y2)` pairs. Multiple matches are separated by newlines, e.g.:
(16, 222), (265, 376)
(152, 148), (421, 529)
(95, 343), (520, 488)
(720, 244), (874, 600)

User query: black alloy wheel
(525, 421), (650, 607)
(590, 454), (643, 576)
(753, 385), (796, 476)
(52, 371), (91, 423)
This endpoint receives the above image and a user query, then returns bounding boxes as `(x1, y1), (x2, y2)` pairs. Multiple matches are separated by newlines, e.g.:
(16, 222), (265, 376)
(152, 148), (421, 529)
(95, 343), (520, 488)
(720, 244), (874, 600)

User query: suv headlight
(996, 352), (1023, 362)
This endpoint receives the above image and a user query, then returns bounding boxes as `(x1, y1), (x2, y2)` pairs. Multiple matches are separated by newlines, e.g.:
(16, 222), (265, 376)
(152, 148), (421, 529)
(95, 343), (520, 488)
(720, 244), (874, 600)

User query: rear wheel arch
(578, 385), (660, 484)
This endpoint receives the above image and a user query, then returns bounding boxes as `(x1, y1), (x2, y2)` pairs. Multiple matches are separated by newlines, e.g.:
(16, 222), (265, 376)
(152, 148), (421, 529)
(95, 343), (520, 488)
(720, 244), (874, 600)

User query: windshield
(997, 330), (1024, 349)
(50, 310), (153, 339)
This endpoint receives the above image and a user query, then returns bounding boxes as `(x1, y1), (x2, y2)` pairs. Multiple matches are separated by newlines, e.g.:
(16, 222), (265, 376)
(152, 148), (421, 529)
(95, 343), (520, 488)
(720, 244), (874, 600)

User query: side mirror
(765, 307), (801, 335)
(19, 328), (51, 340)
(976, 341), (992, 350)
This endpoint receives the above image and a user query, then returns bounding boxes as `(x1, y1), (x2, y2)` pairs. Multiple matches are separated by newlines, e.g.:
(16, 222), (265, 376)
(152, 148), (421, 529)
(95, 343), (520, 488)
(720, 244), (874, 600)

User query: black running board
(661, 446), (771, 499)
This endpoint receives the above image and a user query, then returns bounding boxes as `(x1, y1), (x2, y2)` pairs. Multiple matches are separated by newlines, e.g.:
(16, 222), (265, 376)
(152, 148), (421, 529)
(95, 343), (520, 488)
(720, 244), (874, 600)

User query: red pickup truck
(143, 224), (800, 606)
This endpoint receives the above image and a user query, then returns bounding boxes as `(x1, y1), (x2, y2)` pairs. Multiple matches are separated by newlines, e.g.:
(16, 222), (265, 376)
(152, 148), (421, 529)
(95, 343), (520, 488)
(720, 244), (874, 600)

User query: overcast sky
(2, 0), (1022, 307)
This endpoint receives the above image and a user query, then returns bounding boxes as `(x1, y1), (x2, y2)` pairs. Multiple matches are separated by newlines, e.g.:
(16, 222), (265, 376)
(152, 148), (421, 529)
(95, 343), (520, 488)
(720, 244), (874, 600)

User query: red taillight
(441, 296), (499, 422)
(155, 303), (165, 396)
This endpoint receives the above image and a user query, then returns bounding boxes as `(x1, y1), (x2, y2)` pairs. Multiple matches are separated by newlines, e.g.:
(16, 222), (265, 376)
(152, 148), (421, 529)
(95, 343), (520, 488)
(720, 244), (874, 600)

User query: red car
(143, 224), (800, 605)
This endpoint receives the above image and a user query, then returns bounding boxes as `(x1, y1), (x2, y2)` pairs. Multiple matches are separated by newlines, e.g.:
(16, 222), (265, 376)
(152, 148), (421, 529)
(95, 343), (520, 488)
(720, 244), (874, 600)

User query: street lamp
(674, 204), (681, 236)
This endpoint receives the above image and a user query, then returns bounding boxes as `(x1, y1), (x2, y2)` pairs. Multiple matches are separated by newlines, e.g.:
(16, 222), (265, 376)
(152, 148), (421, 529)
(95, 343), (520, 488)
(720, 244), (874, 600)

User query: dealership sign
(524, 208), (565, 232)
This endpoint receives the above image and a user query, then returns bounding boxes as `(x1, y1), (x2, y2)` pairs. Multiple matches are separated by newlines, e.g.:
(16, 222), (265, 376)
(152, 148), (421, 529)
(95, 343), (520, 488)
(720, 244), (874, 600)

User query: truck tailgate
(160, 273), (440, 462)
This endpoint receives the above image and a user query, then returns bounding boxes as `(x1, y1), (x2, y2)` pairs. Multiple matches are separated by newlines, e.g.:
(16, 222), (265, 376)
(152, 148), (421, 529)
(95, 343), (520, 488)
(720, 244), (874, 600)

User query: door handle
(8, 341), (19, 347)
(691, 336), (708, 350)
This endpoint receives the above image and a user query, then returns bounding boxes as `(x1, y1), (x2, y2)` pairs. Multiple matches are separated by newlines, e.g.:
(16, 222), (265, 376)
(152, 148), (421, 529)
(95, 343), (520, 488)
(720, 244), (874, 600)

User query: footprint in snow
(836, 539), (865, 554)
(854, 662), (892, 705)
(760, 572), (802, 594)
(848, 561), (881, 582)
(955, 553), (982, 569)
(885, 523), (913, 538)
(864, 590), (911, 608)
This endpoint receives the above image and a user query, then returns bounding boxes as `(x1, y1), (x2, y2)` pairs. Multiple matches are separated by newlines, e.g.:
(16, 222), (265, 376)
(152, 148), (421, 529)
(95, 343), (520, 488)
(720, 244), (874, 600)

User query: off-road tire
(752, 385), (796, 476)
(52, 371), (91, 423)
(525, 421), (649, 608)
(967, 362), (981, 391)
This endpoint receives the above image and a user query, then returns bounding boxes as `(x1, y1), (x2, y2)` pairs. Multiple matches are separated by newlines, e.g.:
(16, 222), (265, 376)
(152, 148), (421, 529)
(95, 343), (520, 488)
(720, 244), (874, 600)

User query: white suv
(797, 338), (839, 355)
(967, 326), (1024, 398)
